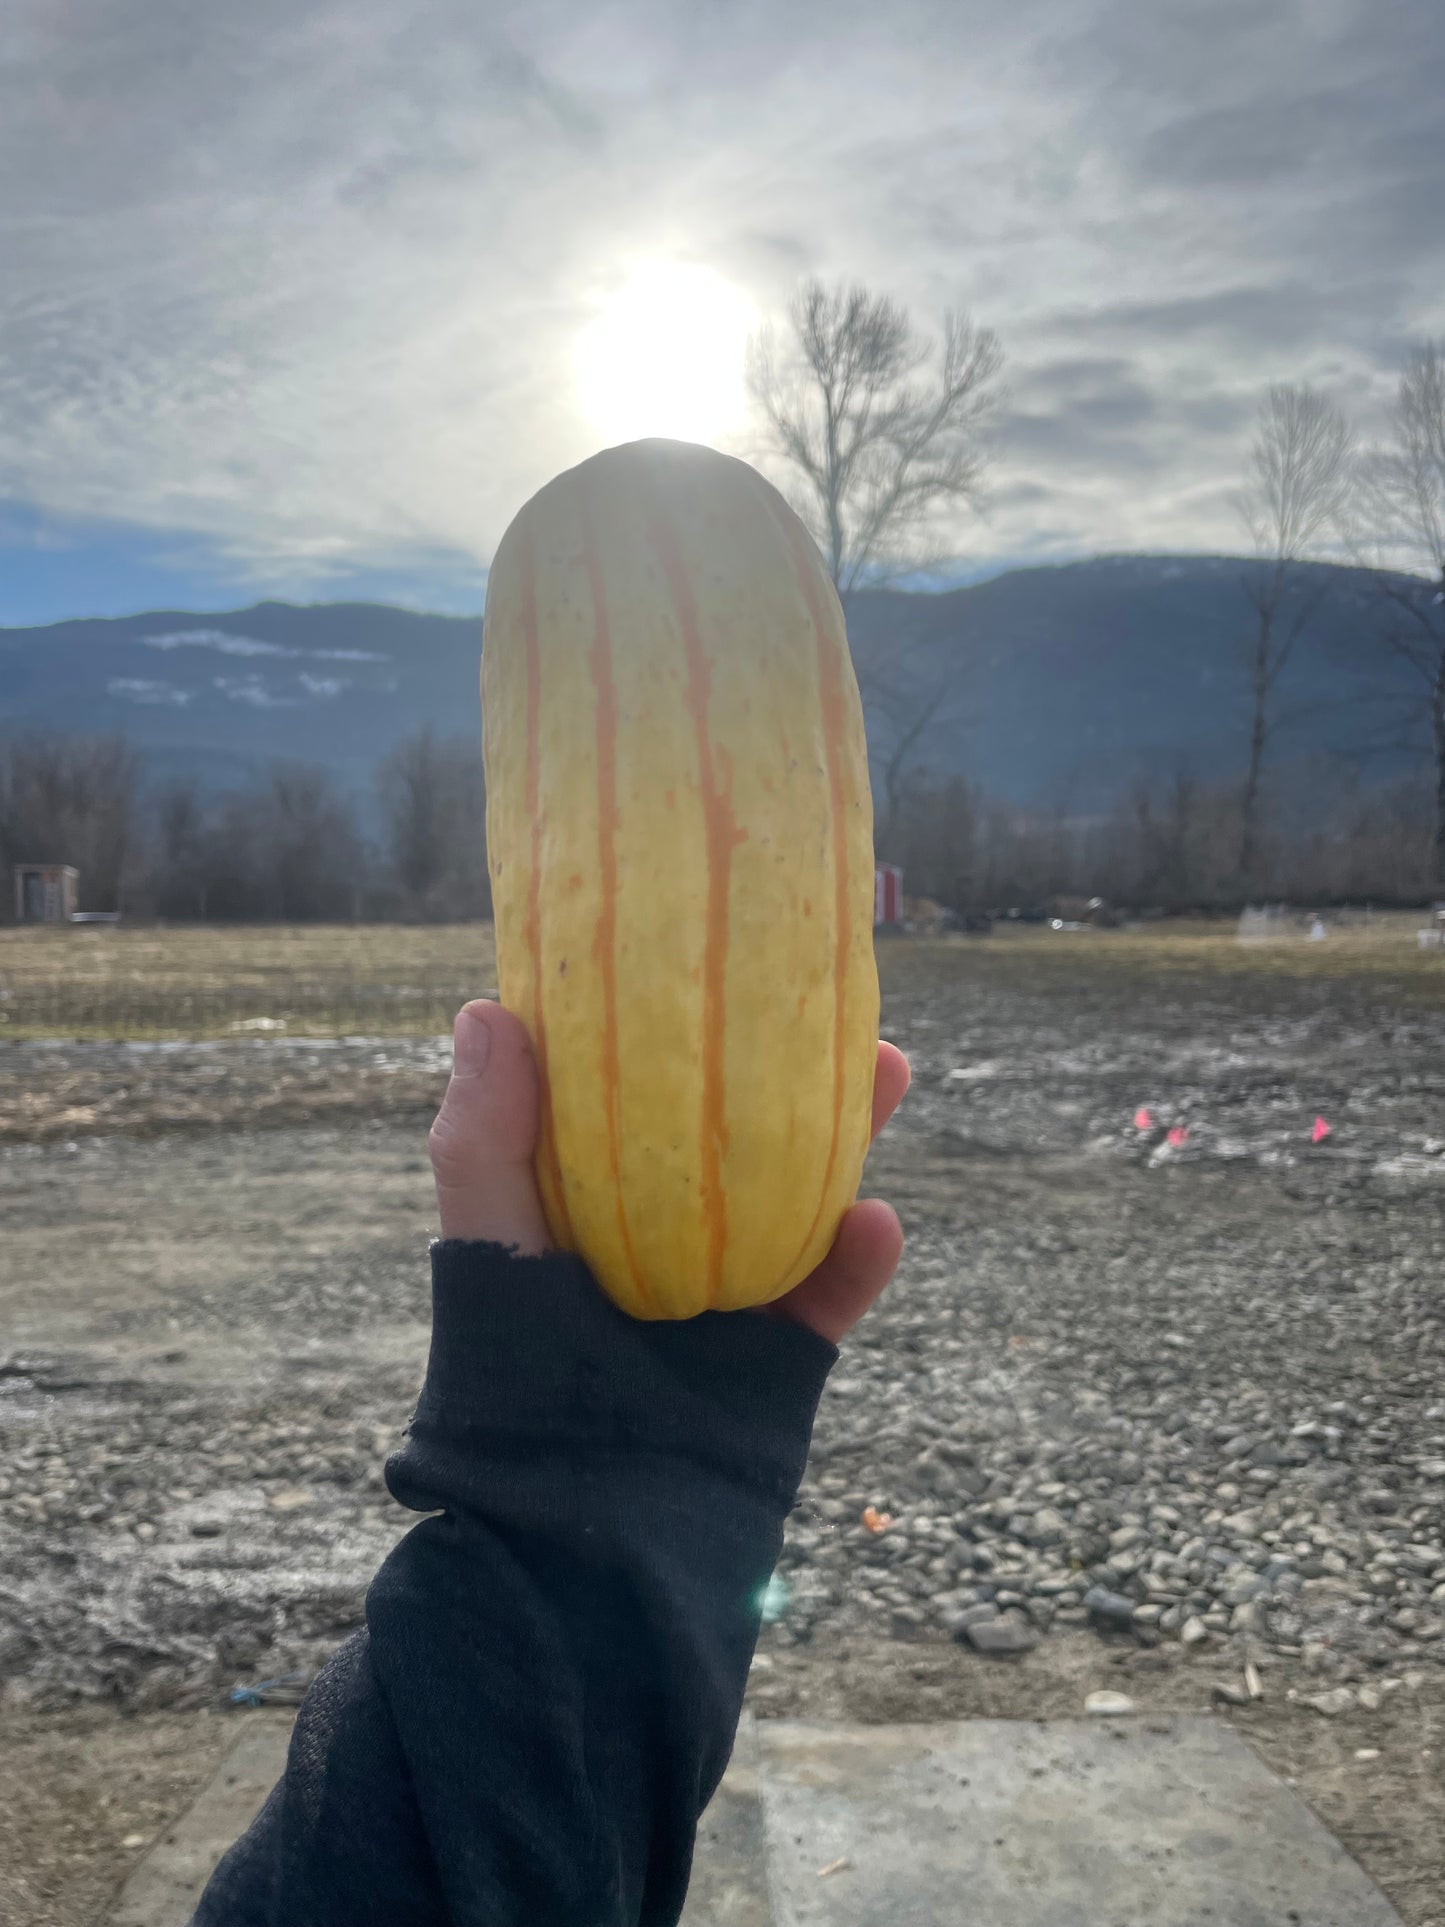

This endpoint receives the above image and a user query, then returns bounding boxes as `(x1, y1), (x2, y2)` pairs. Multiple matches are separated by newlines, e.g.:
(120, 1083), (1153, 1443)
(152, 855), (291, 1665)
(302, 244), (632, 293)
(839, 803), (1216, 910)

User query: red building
(874, 863), (903, 927)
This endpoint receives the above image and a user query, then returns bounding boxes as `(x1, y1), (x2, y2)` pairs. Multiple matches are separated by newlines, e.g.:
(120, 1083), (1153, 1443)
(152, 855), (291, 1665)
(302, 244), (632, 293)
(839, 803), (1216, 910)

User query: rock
(1301, 1686), (1356, 1717)
(965, 1612), (1038, 1657)
(1181, 1615), (1209, 1645)
(1357, 1686), (1382, 1711)
(1083, 1586), (1137, 1631)
(189, 1519), (223, 1539)
(1084, 1689), (1135, 1716)
(1025, 1506), (1068, 1546)
(1354, 1748), (1382, 1762)
(946, 1602), (1002, 1638)
(1211, 1681), (1250, 1706)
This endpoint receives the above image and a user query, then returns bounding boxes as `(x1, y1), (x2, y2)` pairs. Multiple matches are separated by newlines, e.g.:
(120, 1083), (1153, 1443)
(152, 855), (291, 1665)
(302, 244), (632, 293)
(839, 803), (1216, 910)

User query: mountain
(845, 555), (1427, 810)
(0, 600), (477, 800)
(0, 558), (1430, 813)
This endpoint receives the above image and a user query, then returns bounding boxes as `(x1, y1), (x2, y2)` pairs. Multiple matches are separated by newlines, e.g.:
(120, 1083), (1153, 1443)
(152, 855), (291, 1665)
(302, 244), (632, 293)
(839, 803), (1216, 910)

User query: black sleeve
(190, 1238), (835, 1927)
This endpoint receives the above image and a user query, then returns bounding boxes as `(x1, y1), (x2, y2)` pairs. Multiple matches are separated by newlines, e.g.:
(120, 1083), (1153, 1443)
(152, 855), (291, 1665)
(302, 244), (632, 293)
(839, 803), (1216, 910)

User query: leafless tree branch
(747, 280), (1003, 855)
(1231, 382), (1352, 889)
(1344, 340), (1445, 887)
(747, 279), (1004, 595)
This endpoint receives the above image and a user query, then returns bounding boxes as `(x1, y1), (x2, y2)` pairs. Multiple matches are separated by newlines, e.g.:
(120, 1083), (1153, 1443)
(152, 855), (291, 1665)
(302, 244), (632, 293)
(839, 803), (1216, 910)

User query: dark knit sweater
(191, 1237), (834, 1926)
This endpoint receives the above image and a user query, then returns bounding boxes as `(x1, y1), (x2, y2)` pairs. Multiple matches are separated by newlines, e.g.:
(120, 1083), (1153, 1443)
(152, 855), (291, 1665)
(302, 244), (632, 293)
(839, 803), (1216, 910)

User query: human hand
(428, 1000), (909, 1343)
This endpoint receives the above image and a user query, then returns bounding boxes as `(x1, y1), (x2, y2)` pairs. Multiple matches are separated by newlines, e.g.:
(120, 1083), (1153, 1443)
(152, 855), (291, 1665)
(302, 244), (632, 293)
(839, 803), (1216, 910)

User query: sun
(574, 261), (754, 449)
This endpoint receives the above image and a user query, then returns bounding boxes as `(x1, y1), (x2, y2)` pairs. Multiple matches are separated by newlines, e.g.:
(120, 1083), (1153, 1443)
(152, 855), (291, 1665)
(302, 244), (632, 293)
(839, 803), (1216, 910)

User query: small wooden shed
(13, 864), (79, 924)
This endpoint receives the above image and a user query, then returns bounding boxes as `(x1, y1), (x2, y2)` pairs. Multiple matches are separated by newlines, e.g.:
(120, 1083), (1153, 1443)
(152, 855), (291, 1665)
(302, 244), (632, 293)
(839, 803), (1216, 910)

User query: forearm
(192, 1241), (834, 1927)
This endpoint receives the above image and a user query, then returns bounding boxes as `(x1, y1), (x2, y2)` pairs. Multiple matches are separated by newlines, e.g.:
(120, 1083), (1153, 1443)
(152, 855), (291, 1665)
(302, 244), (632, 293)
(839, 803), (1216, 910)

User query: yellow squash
(482, 437), (878, 1318)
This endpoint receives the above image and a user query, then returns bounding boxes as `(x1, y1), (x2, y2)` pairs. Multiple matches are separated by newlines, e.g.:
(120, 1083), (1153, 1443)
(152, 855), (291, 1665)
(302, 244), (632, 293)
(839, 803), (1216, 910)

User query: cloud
(1, 0), (1441, 582)
(298, 673), (349, 697)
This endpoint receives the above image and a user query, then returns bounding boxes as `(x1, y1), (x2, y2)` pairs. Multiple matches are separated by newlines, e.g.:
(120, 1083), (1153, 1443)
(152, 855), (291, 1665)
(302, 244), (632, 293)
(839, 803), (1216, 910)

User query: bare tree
(262, 766), (366, 921)
(378, 727), (489, 920)
(1232, 384), (1353, 890)
(855, 643), (970, 854)
(1350, 340), (1445, 888)
(151, 777), (213, 919)
(196, 765), (365, 921)
(748, 279), (1003, 593)
(748, 279), (1003, 852)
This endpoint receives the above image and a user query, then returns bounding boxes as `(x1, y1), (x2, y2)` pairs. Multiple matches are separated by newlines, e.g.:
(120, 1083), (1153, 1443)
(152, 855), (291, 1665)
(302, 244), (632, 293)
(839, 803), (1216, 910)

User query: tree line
(0, 727), (490, 923)
(889, 768), (1436, 916)
(0, 718), (1437, 926)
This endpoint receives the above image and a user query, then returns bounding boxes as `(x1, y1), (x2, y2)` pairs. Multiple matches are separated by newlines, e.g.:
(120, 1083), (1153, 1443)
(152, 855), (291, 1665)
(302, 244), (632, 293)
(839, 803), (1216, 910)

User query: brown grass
(0, 923), (497, 1039)
(0, 911), (1441, 1041)
(884, 911), (1445, 1000)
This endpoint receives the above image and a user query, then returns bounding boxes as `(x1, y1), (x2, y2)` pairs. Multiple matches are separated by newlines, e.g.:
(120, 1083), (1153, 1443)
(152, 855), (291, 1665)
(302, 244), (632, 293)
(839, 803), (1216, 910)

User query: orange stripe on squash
(644, 502), (748, 1309)
(579, 484), (652, 1314)
(518, 527), (574, 1250)
(766, 492), (853, 1274)
(482, 439), (878, 1319)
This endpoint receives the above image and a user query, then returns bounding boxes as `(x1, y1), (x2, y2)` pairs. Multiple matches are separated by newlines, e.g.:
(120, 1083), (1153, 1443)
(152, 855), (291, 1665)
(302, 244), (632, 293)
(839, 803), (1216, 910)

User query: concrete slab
(679, 1715), (772, 1927)
(109, 1719), (291, 1927)
(753, 1717), (1403, 1927)
(109, 1712), (1405, 1927)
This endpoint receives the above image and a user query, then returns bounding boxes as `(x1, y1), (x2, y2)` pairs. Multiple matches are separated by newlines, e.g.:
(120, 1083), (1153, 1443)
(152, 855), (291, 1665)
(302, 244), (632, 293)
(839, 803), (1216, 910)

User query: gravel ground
(3, 958), (1444, 1703)
(2, 942), (1443, 1921)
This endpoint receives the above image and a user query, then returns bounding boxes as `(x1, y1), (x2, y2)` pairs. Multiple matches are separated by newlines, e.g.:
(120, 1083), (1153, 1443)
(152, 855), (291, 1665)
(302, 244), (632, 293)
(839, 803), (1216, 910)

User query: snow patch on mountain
(145, 629), (295, 657)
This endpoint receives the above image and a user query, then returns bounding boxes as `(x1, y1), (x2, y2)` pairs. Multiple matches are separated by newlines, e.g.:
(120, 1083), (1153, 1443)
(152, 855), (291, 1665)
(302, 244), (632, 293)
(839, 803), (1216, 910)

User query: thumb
(428, 1000), (553, 1255)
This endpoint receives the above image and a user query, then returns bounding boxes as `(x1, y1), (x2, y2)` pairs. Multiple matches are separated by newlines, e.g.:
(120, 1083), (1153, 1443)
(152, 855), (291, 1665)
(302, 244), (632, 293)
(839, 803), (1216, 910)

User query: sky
(2, 0), (1441, 626)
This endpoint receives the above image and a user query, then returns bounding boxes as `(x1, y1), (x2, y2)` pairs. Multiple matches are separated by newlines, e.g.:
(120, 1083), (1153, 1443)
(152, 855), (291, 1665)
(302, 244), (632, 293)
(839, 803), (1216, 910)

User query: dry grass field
(1, 910), (1440, 1044)
(0, 921), (499, 1040)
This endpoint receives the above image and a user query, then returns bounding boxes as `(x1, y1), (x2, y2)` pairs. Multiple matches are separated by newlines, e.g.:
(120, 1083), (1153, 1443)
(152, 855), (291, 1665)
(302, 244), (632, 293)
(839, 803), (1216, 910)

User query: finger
(771, 1197), (904, 1347)
(428, 1000), (554, 1254)
(870, 1040), (911, 1145)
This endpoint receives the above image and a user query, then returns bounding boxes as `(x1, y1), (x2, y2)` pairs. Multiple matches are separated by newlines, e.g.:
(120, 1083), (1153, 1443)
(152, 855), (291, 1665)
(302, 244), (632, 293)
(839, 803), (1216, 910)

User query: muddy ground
(2, 940), (1443, 1924)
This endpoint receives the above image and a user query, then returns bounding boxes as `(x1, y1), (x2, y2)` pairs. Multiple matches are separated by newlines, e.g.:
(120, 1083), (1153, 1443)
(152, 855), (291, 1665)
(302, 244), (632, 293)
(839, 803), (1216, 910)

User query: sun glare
(574, 261), (754, 449)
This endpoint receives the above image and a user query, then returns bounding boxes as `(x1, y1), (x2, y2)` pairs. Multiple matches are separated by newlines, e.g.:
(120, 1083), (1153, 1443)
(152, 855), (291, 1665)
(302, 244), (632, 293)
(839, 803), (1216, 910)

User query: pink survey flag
(1167, 1126), (1189, 1148)
(1134, 1106), (1154, 1130)
(1312, 1116), (1332, 1144)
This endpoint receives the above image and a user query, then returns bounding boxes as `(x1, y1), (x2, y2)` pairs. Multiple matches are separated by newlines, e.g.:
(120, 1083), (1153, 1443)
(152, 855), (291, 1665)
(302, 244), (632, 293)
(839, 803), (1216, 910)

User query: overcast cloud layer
(2, 0), (1441, 596)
